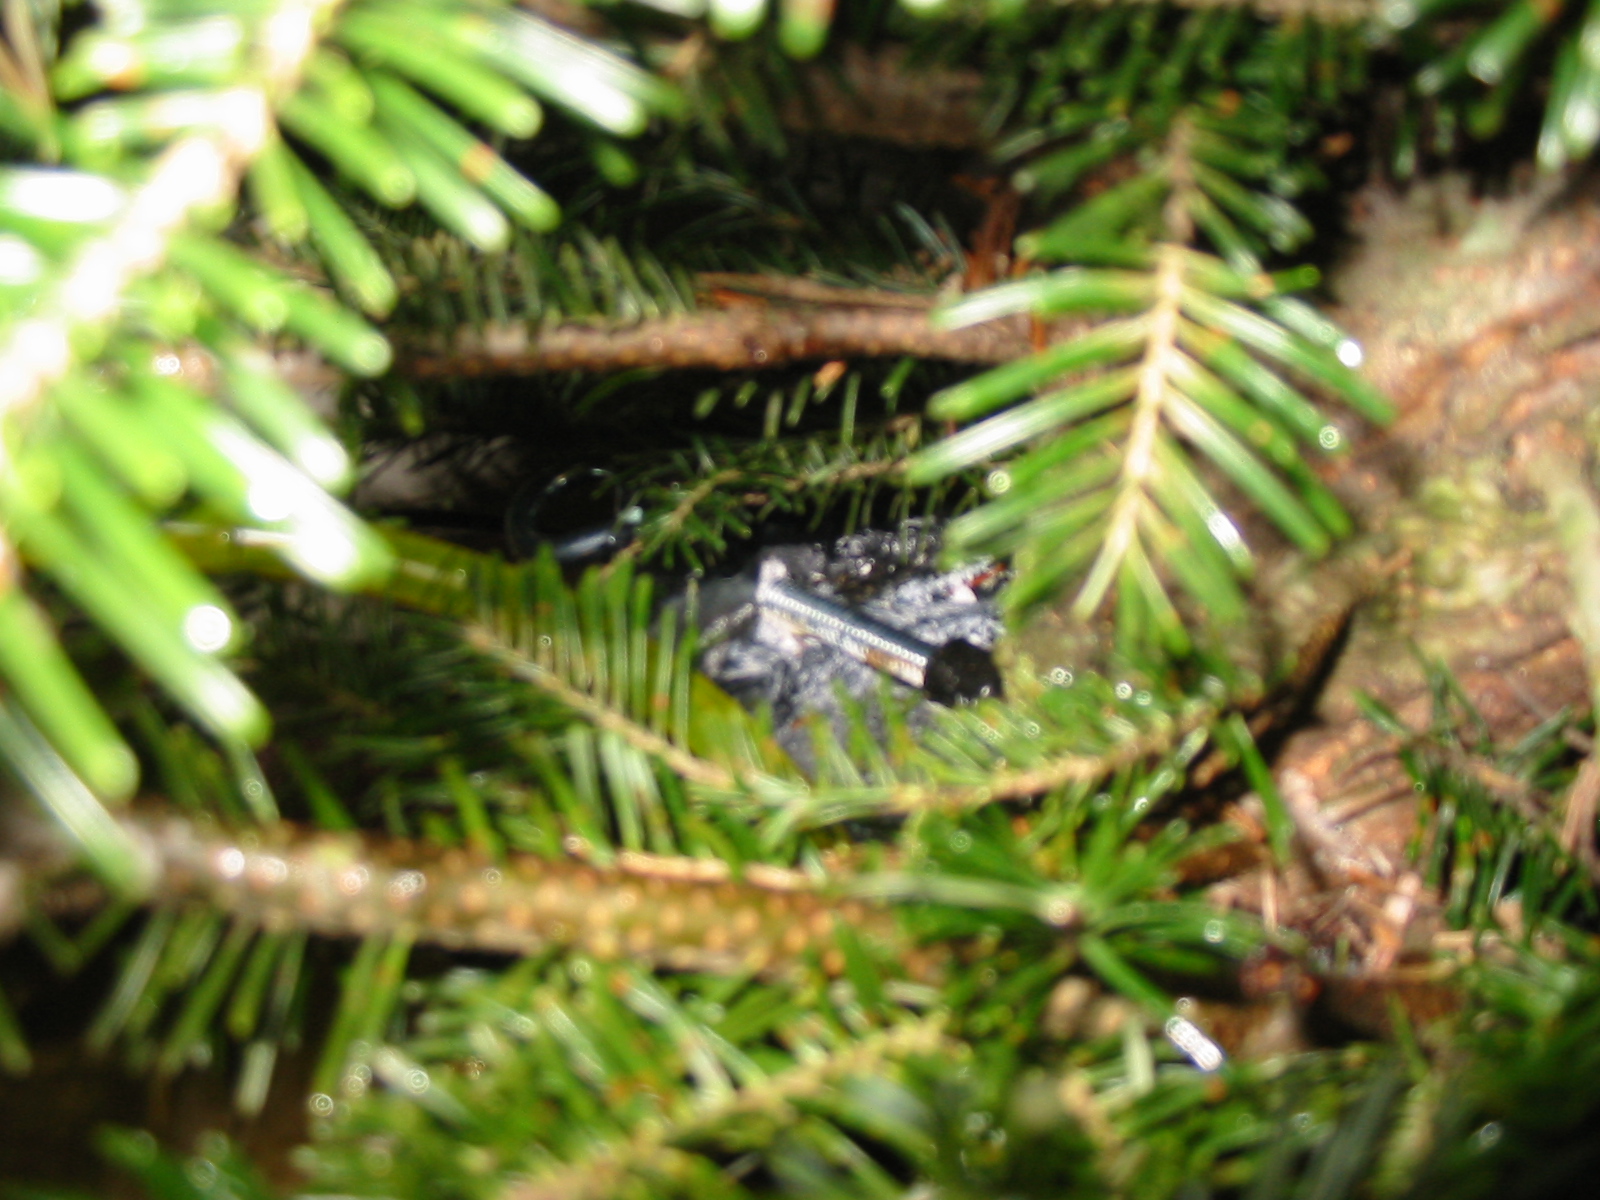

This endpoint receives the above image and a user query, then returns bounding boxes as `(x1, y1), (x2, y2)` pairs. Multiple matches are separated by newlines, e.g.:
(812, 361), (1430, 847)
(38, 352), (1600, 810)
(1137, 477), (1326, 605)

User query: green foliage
(0, 0), (680, 885)
(908, 243), (1388, 647)
(617, 422), (974, 574)
(8, 0), (1600, 1198)
(1359, 660), (1599, 936)
(901, 4), (1392, 653)
(1379, 0), (1600, 170)
(1404, 966), (1600, 1200)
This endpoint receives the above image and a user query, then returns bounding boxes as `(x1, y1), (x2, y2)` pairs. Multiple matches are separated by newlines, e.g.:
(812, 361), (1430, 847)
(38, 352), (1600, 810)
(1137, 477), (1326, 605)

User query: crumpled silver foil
(692, 524), (1004, 767)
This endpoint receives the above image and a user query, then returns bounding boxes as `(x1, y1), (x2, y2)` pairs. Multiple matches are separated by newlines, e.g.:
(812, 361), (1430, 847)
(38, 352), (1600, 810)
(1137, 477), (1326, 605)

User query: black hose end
(923, 639), (1003, 706)
(506, 469), (641, 565)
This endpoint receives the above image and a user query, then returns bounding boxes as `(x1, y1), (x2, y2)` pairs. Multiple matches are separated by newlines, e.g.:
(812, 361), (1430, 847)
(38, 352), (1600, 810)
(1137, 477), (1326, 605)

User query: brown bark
(1202, 182), (1600, 1007)
(397, 303), (1038, 377)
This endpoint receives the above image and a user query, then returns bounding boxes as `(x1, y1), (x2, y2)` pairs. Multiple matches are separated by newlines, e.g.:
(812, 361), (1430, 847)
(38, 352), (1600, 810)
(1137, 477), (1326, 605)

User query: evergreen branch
(611, 467), (743, 571)
(617, 429), (947, 573)
(905, 97), (1390, 654)
(0, 0), (704, 812)
(11, 4), (1600, 1197)
(0, 0), (699, 825)
(0, 0), (401, 849)
(425, 531), (1211, 834)
(176, 524), (1209, 833)
(279, 801), (1262, 1198)
(1356, 659), (1599, 934)
(278, 529), (1214, 831)
(238, 527), (1212, 843)
(496, 1014), (959, 1200)
(0, 0), (694, 856)
(114, 811), (925, 980)
(464, 624), (742, 794)
(874, 706), (1212, 816)
(732, 670), (1227, 838)
(372, 221), (701, 329)
(0, 133), (261, 410)
(398, 305), (1038, 376)
(1387, 0), (1600, 169)
(1075, 242), (1187, 623)
(1400, 967), (1600, 1199)
(251, 0), (680, 308)
(356, 118), (977, 331)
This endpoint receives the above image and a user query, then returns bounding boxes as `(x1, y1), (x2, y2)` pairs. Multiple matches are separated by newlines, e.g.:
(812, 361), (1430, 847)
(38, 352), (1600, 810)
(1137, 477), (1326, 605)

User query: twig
(696, 273), (939, 309)
(463, 624), (741, 793)
(1073, 242), (1187, 617)
(114, 811), (918, 980)
(468, 595), (1205, 824)
(397, 308), (1036, 377)
(875, 707), (1212, 816)
(609, 468), (743, 569)
(498, 1015), (957, 1200)
(1279, 767), (1396, 884)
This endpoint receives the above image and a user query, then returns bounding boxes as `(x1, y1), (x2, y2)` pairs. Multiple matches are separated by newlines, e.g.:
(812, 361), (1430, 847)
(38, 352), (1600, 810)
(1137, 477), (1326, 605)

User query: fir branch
(618, 426), (953, 573)
(1075, 242), (1188, 622)
(463, 625), (742, 794)
(481, 596), (1210, 830)
(496, 1013), (958, 1200)
(907, 100), (1390, 652)
(19, 7), (1600, 1196)
(874, 707), (1211, 816)
(0, 126), (269, 415)
(427, 530), (1213, 832)
(116, 811), (927, 980)
(175, 525), (1210, 833)
(610, 466), (743, 570)
(397, 306), (1039, 377)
